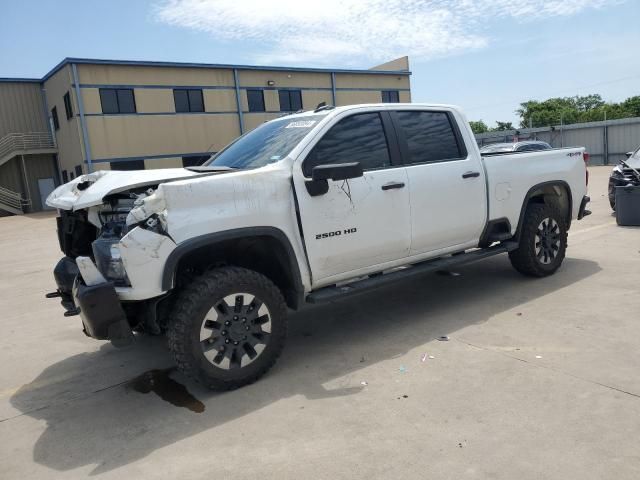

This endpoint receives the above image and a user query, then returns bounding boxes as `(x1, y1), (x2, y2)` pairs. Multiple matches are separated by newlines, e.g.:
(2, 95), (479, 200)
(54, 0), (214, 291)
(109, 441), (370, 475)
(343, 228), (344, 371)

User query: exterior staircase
(0, 132), (57, 168)
(0, 186), (31, 215)
(0, 132), (57, 214)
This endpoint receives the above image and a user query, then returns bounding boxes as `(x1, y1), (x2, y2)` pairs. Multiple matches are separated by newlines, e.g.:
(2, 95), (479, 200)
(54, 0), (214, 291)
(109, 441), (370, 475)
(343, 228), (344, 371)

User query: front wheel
(509, 203), (568, 277)
(167, 266), (287, 390)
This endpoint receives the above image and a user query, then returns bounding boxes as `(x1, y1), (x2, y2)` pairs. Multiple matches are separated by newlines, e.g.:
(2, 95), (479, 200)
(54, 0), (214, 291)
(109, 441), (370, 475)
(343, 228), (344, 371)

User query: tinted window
(51, 107), (60, 130)
(174, 89), (205, 113)
(100, 88), (136, 114)
(110, 159), (145, 171)
(395, 111), (463, 164)
(63, 92), (73, 119)
(279, 90), (302, 111)
(382, 90), (400, 103)
(247, 90), (265, 112)
(303, 112), (390, 176)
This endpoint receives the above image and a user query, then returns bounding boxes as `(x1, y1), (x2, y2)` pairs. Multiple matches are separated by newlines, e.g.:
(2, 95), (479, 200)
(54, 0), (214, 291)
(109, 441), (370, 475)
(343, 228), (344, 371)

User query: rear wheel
(167, 266), (287, 390)
(509, 203), (567, 277)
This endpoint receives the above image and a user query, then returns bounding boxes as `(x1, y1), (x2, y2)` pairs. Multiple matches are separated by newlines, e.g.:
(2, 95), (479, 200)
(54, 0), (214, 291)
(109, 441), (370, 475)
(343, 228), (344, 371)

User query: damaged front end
(47, 187), (176, 347)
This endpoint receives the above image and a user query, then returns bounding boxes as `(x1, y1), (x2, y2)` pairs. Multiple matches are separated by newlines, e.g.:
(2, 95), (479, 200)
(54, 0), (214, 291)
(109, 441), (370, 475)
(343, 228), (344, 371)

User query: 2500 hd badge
(316, 227), (357, 240)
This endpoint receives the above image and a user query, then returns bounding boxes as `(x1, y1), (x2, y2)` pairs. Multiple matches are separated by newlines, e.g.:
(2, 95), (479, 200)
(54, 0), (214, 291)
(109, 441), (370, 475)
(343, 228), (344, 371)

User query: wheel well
(517, 182), (572, 238)
(164, 233), (304, 310)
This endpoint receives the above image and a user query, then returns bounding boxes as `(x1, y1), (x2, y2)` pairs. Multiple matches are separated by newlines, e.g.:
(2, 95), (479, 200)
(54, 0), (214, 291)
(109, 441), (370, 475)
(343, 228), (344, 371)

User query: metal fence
(474, 116), (640, 165)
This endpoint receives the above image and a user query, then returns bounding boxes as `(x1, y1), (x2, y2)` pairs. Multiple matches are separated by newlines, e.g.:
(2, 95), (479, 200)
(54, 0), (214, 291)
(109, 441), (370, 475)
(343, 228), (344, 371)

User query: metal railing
(0, 132), (56, 162)
(0, 185), (31, 214)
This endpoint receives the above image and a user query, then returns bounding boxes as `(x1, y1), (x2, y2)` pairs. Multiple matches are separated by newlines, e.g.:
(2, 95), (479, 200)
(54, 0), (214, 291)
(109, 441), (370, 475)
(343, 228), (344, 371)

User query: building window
(174, 89), (205, 113)
(51, 107), (60, 130)
(247, 90), (265, 112)
(381, 90), (400, 103)
(182, 155), (210, 167)
(63, 92), (73, 119)
(62, 170), (68, 183)
(69, 172), (74, 180)
(99, 88), (137, 114)
(278, 90), (302, 112)
(110, 159), (145, 171)
(75, 165), (83, 177)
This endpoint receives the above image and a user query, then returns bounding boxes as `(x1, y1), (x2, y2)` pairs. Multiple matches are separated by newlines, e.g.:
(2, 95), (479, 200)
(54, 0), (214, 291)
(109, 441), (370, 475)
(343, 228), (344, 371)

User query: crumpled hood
(46, 168), (210, 210)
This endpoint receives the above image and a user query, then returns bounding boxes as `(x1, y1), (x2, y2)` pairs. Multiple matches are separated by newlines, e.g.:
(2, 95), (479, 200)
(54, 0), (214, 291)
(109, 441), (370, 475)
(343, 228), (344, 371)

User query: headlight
(92, 234), (130, 286)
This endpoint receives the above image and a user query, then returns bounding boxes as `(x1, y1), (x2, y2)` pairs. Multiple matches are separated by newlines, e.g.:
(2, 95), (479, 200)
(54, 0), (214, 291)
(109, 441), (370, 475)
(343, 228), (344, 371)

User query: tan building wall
(42, 65), (85, 178)
(35, 58), (411, 173)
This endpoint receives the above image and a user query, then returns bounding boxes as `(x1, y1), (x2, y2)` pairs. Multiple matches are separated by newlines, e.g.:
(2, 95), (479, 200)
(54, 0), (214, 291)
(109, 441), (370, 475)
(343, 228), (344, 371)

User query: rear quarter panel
(483, 148), (587, 233)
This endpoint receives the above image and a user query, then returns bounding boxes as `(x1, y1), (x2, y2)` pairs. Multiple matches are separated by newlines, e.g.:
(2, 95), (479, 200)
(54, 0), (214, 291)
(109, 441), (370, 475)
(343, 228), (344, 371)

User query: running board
(306, 241), (519, 304)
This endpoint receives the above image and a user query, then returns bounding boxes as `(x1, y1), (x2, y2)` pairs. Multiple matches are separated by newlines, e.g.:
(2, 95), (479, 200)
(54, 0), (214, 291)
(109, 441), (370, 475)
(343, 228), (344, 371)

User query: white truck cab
(47, 103), (591, 390)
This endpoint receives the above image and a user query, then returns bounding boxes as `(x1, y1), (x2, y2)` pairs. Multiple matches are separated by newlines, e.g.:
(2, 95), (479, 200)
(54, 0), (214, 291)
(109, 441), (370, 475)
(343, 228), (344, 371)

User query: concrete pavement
(0, 166), (639, 479)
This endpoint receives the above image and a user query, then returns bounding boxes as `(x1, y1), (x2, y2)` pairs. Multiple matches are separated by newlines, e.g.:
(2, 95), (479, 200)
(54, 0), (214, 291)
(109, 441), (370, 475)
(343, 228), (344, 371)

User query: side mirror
(626, 152), (633, 159)
(306, 162), (363, 196)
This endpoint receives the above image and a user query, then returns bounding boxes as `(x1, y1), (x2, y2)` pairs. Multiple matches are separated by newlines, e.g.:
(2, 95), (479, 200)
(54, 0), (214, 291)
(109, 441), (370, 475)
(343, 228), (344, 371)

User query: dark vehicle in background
(480, 140), (552, 154)
(609, 146), (640, 210)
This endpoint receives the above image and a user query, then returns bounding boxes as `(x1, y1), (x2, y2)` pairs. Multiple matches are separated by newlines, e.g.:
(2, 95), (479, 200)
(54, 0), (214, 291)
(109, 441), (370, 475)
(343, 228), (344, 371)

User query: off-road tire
(167, 266), (287, 390)
(509, 203), (567, 277)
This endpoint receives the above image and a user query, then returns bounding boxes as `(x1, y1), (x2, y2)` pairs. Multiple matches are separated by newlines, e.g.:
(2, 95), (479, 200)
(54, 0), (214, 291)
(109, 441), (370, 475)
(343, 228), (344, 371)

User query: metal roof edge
(38, 57), (411, 83)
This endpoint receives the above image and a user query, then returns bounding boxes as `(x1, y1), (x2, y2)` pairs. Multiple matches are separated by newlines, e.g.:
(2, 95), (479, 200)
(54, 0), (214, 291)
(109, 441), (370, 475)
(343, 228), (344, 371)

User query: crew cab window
(303, 112), (390, 176)
(395, 111), (465, 164)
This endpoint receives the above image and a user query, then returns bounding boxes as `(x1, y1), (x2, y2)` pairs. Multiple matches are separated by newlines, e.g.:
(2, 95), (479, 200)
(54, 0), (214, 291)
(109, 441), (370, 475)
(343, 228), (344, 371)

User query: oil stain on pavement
(126, 368), (205, 413)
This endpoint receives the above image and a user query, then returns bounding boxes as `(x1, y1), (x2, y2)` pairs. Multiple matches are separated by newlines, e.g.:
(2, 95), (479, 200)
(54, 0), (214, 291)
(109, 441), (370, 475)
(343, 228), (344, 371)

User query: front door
(293, 111), (411, 285)
(37, 177), (56, 211)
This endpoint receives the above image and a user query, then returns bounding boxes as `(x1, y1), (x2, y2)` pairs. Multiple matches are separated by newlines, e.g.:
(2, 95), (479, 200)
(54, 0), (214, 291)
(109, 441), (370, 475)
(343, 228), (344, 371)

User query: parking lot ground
(1, 166), (639, 479)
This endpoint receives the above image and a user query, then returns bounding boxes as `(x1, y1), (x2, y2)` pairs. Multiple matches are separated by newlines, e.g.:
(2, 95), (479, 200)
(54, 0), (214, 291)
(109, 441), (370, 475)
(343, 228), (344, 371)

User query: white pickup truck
(46, 103), (591, 390)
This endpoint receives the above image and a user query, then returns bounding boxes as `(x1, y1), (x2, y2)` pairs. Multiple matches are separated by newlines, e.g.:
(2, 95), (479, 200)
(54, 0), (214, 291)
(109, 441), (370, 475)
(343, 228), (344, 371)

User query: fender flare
(514, 180), (573, 240)
(161, 227), (305, 307)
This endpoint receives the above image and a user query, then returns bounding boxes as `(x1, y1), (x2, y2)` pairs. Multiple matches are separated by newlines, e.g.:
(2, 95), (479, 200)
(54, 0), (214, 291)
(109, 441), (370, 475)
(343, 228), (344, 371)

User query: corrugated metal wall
(22, 154), (59, 211)
(0, 82), (48, 138)
(475, 117), (640, 165)
(0, 154), (58, 212)
(0, 156), (25, 193)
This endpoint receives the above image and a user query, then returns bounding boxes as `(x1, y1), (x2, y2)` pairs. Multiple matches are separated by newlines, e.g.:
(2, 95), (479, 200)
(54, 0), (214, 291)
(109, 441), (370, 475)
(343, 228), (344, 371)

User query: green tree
(516, 94), (640, 127)
(622, 96), (640, 117)
(492, 121), (514, 131)
(469, 120), (489, 134)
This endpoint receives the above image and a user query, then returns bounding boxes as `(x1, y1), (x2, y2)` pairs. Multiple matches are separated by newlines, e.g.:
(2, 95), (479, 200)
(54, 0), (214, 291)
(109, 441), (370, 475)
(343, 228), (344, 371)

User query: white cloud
(154, 0), (620, 65)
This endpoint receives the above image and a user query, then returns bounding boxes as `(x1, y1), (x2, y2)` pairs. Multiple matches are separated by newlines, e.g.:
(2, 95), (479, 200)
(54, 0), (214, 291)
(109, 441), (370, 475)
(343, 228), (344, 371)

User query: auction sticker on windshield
(285, 121), (316, 128)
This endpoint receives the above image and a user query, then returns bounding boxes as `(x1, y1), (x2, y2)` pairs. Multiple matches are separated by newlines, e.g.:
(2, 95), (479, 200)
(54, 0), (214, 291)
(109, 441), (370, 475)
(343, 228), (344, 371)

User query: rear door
(391, 109), (487, 255)
(292, 110), (411, 285)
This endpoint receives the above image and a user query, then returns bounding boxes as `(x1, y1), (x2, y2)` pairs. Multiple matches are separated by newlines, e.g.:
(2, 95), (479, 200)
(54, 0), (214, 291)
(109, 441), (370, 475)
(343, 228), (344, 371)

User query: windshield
(204, 115), (325, 169)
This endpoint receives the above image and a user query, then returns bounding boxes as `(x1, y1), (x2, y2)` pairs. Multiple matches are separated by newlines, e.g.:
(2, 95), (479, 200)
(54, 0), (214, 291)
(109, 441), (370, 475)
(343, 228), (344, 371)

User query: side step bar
(306, 241), (519, 304)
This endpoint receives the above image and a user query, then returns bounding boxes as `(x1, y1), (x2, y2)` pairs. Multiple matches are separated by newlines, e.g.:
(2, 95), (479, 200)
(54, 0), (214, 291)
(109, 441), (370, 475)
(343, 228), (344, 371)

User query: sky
(1, 0), (638, 127)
